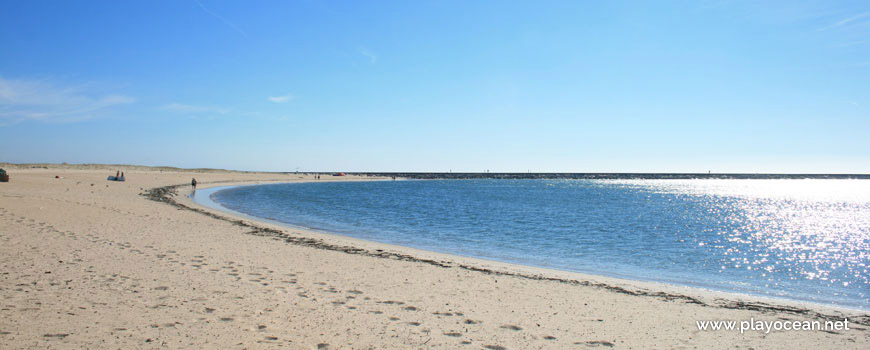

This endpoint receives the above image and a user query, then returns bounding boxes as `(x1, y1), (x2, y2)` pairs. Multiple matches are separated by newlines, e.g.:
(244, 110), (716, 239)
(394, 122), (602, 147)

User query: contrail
(817, 11), (870, 32)
(192, 0), (247, 37)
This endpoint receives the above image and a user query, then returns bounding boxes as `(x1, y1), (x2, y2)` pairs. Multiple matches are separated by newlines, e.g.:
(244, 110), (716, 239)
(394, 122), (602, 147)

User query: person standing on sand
(191, 178), (197, 189)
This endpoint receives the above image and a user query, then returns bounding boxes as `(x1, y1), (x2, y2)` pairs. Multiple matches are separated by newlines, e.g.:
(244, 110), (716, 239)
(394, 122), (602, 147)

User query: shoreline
(183, 180), (869, 319)
(3, 165), (868, 348)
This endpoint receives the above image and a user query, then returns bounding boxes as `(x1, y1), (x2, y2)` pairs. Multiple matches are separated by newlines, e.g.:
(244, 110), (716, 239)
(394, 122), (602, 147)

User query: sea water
(206, 179), (870, 310)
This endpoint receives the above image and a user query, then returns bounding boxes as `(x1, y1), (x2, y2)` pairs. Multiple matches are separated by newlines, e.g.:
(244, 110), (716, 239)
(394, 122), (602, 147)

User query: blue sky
(1, 1), (868, 173)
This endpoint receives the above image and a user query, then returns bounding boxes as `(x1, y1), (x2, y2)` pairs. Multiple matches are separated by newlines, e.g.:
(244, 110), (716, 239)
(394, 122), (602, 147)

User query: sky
(1, 0), (868, 173)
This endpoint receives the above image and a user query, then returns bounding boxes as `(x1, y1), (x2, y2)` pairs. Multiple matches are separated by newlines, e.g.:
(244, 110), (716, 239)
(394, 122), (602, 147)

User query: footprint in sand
(43, 333), (70, 339)
(484, 346), (506, 350)
(575, 341), (615, 347)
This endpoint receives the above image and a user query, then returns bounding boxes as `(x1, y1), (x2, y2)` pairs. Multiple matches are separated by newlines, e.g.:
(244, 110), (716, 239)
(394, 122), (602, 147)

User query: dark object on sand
(333, 172), (346, 176)
(191, 178), (197, 189)
(107, 170), (126, 182)
(0, 168), (8, 182)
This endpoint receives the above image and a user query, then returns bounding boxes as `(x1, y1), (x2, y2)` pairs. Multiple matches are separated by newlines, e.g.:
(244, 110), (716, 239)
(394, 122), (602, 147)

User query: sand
(0, 164), (867, 349)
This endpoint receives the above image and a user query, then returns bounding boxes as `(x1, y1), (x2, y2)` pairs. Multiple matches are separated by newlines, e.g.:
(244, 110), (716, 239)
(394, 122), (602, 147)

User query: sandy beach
(0, 164), (867, 349)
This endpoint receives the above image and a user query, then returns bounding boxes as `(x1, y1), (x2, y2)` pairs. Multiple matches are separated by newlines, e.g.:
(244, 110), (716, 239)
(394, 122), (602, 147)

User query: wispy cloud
(161, 103), (228, 115)
(267, 93), (294, 103)
(817, 11), (870, 31)
(359, 48), (378, 64)
(0, 76), (134, 125)
(192, 0), (247, 37)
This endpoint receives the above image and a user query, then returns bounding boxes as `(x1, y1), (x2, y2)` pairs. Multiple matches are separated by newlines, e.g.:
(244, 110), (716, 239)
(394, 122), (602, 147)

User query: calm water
(207, 179), (870, 310)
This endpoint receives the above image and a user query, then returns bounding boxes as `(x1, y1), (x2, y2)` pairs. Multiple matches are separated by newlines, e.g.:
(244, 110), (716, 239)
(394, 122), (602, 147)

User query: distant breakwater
(337, 173), (870, 180)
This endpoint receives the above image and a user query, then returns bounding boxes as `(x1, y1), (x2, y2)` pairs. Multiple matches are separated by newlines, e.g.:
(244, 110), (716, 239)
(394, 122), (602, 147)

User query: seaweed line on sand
(142, 182), (870, 327)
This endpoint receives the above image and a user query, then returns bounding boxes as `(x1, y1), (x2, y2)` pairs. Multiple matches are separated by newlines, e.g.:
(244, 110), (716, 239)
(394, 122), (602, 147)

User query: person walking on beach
(191, 178), (197, 189)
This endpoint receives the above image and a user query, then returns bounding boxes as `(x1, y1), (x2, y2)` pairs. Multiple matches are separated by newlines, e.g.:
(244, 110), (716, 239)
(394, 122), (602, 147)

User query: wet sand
(0, 164), (867, 349)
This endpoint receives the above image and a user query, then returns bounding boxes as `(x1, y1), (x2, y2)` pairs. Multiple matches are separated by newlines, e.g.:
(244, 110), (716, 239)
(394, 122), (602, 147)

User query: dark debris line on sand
(141, 182), (870, 327)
